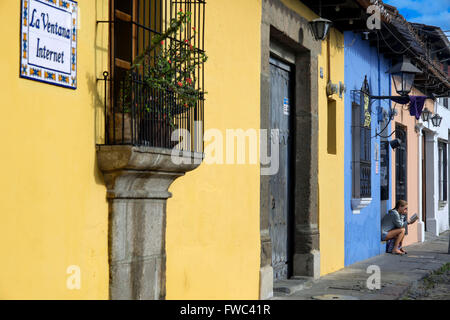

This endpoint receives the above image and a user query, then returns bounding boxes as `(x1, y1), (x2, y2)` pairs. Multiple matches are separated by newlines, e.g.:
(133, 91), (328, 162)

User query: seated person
(381, 200), (417, 255)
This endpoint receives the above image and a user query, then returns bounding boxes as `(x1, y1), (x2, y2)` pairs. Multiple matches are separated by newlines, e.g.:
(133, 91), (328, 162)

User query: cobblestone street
(272, 231), (450, 300)
(401, 263), (450, 300)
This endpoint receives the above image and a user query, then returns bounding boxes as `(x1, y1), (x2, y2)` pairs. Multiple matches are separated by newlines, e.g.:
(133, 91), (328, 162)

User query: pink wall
(390, 86), (432, 245)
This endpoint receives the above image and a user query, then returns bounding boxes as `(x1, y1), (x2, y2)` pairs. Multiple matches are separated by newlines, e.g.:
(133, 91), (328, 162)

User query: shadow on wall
(328, 29), (344, 56)
(86, 72), (107, 187)
(89, 0), (110, 187)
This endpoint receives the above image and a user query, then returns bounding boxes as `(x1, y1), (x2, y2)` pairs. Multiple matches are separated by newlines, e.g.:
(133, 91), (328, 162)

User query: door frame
(395, 123), (408, 203)
(259, 0), (322, 299)
(422, 132), (427, 228)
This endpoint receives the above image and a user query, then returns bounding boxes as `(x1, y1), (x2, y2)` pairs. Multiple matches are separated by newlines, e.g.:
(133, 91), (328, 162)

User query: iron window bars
(98, 0), (206, 152)
(395, 125), (407, 203)
(351, 77), (372, 199)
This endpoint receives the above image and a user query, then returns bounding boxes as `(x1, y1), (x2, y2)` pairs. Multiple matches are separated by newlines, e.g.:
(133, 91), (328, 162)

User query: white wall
(419, 98), (450, 235)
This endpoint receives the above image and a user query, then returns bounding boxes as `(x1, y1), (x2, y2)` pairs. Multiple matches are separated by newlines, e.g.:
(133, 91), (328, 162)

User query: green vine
(119, 10), (207, 123)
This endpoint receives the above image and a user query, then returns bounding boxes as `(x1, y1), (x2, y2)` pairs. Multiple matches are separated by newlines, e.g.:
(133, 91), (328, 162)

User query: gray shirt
(381, 209), (408, 239)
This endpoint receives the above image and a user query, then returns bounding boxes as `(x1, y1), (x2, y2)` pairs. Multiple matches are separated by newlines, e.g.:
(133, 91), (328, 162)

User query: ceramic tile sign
(20, 0), (78, 89)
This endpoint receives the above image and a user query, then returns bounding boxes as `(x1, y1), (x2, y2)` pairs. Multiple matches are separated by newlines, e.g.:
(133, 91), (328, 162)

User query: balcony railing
(101, 71), (204, 152)
(360, 161), (371, 198)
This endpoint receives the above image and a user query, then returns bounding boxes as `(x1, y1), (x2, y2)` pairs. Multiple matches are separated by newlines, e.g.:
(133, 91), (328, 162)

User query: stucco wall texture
(0, 0), (110, 299)
(344, 31), (392, 266)
(390, 86), (429, 246)
(432, 99), (450, 234)
(3, 0), (445, 300)
(419, 93), (450, 235)
(165, 0), (262, 299)
(281, 0), (346, 277)
(318, 28), (346, 276)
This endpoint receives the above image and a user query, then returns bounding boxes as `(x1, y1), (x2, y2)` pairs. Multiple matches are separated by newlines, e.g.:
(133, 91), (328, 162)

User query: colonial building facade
(0, 0), (449, 300)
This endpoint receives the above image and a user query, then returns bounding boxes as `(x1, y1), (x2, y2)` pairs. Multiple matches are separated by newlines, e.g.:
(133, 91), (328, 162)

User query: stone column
(415, 124), (425, 242)
(425, 131), (439, 236)
(292, 52), (320, 280)
(97, 145), (202, 300)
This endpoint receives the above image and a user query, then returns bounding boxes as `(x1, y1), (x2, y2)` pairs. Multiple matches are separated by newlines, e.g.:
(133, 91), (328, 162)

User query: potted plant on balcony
(113, 10), (207, 147)
(109, 81), (132, 144)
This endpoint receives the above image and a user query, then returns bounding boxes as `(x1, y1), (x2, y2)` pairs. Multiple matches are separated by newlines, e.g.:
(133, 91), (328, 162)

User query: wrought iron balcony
(100, 71), (204, 152)
(97, 0), (205, 153)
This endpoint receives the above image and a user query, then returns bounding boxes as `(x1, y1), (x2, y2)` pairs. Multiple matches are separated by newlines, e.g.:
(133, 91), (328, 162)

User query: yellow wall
(166, 0), (262, 299)
(0, 0), (109, 299)
(318, 29), (345, 275)
(0, 0), (344, 299)
(281, 0), (316, 20)
(281, 0), (345, 276)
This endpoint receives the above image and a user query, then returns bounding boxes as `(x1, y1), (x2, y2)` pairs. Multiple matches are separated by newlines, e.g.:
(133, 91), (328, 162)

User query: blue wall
(344, 32), (392, 266)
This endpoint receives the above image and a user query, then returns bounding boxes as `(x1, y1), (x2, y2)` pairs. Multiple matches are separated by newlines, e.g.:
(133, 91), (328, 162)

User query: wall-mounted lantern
(310, 17), (332, 41)
(389, 129), (405, 150)
(352, 60), (444, 140)
(431, 113), (443, 127)
(309, 0), (332, 41)
(386, 56), (422, 96)
(389, 139), (401, 150)
(421, 107), (442, 127)
(421, 107), (432, 122)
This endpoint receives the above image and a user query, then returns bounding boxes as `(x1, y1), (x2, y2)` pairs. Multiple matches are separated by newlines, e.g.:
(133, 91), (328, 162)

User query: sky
(383, 0), (450, 36)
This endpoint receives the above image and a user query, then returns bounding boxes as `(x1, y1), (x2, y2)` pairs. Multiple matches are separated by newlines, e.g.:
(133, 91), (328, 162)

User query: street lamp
(421, 107), (432, 122)
(431, 113), (443, 127)
(387, 56), (422, 96)
(310, 17), (332, 41)
(309, 0), (332, 41)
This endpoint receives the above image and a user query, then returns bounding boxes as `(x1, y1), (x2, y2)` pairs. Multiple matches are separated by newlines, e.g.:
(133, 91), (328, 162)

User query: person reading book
(381, 200), (418, 255)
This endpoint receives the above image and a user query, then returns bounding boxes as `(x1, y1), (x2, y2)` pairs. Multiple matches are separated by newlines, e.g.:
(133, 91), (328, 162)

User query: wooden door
(269, 57), (293, 280)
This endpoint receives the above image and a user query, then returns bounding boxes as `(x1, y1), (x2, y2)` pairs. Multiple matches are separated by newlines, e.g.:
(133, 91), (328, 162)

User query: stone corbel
(425, 130), (439, 143)
(419, 116), (438, 134)
(414, 123), (424, 135)
(97, 145), (203, 300)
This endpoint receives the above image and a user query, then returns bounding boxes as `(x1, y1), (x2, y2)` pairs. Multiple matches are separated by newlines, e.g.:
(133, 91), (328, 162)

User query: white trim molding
(351, 198), (372, 214)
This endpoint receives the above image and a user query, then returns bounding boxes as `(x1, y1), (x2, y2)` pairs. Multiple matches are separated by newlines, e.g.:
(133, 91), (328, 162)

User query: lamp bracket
(327, 80), (339, 96)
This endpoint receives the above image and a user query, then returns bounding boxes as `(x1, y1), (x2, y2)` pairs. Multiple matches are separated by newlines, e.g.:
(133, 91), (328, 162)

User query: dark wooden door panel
(269, 57), (292, 280)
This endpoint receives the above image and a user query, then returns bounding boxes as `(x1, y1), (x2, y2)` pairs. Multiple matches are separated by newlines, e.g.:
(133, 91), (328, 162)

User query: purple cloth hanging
(391, 96), (410, 105)
(409, 96), (427, 120)
(390, 95), (427, 120)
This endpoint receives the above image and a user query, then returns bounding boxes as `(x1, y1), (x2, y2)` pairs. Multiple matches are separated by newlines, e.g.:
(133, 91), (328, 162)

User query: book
(409, 213), (418, 224)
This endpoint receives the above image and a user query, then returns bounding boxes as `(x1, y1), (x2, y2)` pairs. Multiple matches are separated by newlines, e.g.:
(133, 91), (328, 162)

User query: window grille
(352, 77), (371, 199)
(99, 0), (206, 152)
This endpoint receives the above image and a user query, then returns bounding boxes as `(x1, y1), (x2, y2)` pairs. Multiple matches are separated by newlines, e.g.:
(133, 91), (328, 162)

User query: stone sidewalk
(272, 231), (450, 300)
